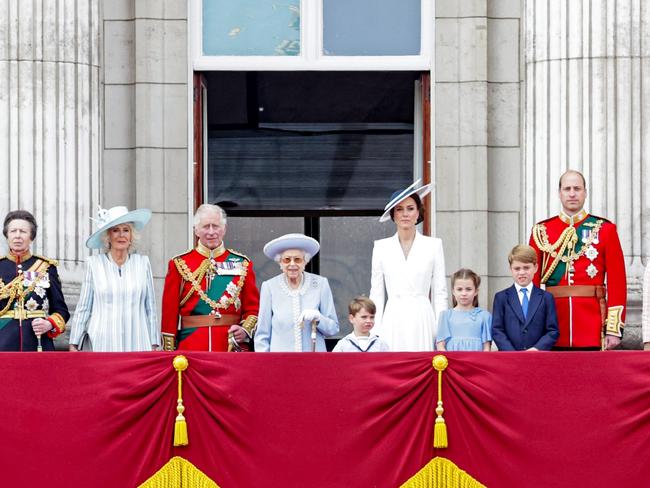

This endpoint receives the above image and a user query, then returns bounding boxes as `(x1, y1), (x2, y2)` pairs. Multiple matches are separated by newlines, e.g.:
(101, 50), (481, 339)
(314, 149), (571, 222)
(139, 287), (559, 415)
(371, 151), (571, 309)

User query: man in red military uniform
(529, 170), (626, 350)
(161, 204), (259, 351)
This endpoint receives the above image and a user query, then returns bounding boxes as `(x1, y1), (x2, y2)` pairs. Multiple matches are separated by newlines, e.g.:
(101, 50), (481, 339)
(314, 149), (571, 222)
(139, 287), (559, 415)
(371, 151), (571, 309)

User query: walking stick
(20, 291), (42, 351)
(36, 330), (43, 352)
(311, 319), (318, 352)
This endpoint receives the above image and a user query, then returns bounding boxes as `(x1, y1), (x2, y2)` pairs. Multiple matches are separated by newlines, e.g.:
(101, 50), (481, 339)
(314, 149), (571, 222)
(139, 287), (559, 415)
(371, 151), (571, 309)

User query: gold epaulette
(170, 249), (194, 261)
(227, 249), (250, 261)
(33, 255), (58, 266)
(589, 214), (612, 224)
(536, 215), (556, 225)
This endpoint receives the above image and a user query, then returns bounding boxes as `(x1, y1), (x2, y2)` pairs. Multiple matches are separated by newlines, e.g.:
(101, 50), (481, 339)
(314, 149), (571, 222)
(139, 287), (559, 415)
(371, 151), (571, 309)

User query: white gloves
(299, 309), (321, 323)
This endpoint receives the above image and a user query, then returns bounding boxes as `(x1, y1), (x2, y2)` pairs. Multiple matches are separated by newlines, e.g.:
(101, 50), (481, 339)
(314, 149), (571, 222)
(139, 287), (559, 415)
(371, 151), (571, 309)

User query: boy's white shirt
(513, 282), (533, 305)
(333, 332), (389, 352)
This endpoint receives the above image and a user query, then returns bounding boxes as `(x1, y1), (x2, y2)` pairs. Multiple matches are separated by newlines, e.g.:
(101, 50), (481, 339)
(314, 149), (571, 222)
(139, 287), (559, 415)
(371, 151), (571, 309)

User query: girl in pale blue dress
(436, 269), (492, 351)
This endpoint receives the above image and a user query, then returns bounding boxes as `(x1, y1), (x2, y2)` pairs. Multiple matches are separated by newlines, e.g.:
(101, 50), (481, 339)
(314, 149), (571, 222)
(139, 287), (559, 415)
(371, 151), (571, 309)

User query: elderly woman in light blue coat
(254, 233), (339, 352)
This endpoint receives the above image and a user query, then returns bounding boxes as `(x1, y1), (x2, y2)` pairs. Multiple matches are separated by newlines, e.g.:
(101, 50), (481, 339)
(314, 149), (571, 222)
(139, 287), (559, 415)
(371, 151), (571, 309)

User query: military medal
(25, 297), (39, 312)
(585, 245), (598, 261)
(23, 271), (37, 287)
(216, 261), (243, 275)
(586, 263), (598, 279)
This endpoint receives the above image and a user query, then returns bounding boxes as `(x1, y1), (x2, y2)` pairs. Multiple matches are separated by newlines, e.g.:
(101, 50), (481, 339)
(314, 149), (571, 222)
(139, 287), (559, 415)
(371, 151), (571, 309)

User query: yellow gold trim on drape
(432, 355), (448, 448)
(138, 456), (219, 488)
(400, 457), (485, 488)
(173, 355), (189, 446)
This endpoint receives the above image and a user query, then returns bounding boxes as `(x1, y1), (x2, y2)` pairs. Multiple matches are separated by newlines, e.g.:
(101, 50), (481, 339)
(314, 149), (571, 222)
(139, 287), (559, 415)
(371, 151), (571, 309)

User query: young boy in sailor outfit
(332, 297), (390, 352)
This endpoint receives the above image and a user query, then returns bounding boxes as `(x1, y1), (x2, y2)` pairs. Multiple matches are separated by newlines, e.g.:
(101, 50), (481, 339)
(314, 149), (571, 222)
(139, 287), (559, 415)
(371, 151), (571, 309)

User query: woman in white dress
(369, 180), (448, 351)
(68, 206), (159, 352)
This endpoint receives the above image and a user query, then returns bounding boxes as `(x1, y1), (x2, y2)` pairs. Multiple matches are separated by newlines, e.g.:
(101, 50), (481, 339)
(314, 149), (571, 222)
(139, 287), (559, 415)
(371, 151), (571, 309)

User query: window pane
(224, 217), (304, 285)
(205, 72), (417, 211)
(208, 128), (413, 211)
(319, 217), (395, 336)
(323, 0), (421, 56)
(203, 0), (300, 56)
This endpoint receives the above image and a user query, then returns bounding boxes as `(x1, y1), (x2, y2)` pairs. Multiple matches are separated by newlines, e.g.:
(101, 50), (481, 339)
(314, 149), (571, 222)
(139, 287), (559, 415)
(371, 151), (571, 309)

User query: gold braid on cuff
(240, 315), (258, 337)
(48, 313), (66, 333)
(162, 333), (176, 351)
(605, 306), (624, 337)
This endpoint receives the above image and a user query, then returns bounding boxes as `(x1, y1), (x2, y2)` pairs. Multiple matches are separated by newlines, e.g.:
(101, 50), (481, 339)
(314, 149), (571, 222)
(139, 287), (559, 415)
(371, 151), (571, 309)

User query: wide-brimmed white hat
(379, 178), (432, 223)
(85, 205), (152, 249)
(263, 233), (320, 261)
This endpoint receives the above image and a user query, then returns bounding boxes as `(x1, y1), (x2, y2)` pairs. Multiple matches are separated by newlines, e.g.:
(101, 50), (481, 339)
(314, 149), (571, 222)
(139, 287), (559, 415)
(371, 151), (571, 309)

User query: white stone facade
(0, 0), (101, 284)
(102, 0), (190, 299)
(1, 0), (648, 346)
(435, 0), (523, 311)
(523, 0), (649, 345)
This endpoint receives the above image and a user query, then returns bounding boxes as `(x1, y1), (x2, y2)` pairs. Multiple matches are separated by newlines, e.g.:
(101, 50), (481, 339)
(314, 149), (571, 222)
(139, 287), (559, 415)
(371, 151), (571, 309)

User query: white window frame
(191, 0), (433, 71)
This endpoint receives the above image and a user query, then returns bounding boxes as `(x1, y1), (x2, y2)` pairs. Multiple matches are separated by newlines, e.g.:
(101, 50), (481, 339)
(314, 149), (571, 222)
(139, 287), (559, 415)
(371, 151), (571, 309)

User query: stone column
(102, 0), (189, 300)
(435, 1), (523, 308)
(523, 0), (650, 346)
(0, 0), (101, 282)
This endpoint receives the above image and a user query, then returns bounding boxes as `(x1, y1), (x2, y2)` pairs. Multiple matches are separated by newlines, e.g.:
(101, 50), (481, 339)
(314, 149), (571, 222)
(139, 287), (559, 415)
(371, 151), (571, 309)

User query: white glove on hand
(299, 309), (321, 323)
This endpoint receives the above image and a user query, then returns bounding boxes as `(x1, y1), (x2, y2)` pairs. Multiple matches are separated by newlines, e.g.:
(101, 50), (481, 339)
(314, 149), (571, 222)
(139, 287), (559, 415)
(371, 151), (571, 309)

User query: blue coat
(255, 272), (339, 352)
(491, 285), (559, 351)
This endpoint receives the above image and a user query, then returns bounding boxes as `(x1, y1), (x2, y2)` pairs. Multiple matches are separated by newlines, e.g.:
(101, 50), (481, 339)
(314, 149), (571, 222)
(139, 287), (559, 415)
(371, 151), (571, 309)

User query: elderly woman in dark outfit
(0, 210), (69, 351)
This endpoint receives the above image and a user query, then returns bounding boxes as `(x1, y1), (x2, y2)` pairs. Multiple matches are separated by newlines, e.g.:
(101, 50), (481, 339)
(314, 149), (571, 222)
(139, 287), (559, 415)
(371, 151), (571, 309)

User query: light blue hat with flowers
(85, 205), (152, 249)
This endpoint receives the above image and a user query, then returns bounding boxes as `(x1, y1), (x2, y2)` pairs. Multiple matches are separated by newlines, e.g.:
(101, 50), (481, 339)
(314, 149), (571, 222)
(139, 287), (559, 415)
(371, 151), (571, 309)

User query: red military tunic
(161, 242), (259, 351)
(529, 210), (627, 348)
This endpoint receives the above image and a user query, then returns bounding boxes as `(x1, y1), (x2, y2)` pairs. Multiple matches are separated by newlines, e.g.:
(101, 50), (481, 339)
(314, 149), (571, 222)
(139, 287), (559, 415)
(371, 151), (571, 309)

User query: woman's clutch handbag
(78, 332), (93, 351)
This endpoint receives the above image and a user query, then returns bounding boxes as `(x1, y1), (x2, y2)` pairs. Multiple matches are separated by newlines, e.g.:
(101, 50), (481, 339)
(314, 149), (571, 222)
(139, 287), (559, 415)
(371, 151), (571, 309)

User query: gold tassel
(432, 355), (449, 449)
(173, 355), (189, 447)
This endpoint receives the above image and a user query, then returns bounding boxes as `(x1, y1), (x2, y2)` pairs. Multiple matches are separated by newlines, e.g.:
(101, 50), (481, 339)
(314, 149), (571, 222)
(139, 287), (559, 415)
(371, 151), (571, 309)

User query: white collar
(514, 282), (533, 296)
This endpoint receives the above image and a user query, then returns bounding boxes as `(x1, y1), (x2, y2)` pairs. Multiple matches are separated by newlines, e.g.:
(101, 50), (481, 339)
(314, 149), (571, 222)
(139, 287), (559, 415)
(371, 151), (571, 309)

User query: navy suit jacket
(491, 285), (559, 351)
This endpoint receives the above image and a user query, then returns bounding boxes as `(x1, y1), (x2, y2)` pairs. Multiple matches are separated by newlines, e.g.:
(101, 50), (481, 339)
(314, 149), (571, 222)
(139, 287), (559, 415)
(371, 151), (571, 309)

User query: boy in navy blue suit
(492, 245), (559, 351)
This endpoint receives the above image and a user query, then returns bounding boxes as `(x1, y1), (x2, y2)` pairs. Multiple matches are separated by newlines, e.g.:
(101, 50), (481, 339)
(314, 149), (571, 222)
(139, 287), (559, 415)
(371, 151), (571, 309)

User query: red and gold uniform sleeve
(161, 258), (183, 350)
(238, 260), (260, 337)
(529, 230), (544, 287)
(601, 223), (627, 337)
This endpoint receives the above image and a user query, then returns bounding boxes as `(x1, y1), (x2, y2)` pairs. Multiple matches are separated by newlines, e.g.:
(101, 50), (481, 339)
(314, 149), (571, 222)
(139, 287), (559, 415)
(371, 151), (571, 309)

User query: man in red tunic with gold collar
(161, 204), (259, 351)
(529, 170), (626, 350)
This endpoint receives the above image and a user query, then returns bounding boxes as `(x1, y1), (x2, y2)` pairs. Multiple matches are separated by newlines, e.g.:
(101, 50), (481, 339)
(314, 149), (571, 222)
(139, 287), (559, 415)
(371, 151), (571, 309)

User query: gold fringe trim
(400, 457), (485, 488)
(173, 355), (189, 446)
(138, 456), (219, 488)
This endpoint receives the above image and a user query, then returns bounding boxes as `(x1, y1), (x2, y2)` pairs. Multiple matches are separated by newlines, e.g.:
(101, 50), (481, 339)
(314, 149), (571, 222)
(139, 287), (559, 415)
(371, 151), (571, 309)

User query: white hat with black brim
(85, 205), (152, 249)
(379, 179), (432, 223)
(263, 233), (320, 262)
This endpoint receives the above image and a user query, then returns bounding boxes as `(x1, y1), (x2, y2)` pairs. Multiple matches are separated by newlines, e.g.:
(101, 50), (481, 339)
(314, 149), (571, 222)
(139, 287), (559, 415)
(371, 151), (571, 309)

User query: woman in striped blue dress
(68, 206), (159, 352)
